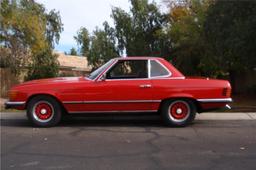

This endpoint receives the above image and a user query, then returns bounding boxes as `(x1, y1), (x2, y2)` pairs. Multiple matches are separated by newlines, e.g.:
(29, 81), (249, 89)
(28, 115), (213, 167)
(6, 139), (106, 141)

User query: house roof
(56, 52), (91, 71)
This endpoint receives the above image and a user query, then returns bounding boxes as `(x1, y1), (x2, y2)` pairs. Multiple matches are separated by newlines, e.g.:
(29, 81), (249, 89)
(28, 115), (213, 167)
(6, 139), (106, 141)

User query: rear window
(150, 60), (170, 77)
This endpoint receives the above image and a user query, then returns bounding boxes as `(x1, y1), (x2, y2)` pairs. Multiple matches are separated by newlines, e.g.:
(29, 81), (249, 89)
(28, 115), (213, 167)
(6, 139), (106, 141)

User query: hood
(14, 77), (89, 87)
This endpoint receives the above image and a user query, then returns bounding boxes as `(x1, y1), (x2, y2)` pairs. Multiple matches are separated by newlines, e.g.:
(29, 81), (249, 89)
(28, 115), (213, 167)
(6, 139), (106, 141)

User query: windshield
(87, 59), (115, 80)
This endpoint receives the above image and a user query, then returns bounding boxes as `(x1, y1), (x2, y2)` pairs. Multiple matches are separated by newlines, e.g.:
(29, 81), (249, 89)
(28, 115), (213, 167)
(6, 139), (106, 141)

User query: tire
(27, 96), (62, 127)
(161, 99), (196, 127)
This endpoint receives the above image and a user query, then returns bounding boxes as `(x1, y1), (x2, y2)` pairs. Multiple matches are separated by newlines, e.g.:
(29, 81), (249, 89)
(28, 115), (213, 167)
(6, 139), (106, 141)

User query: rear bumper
(5, 101), (26, 110)
(197, 98), (232, 103)
(197, 98), (232, 112)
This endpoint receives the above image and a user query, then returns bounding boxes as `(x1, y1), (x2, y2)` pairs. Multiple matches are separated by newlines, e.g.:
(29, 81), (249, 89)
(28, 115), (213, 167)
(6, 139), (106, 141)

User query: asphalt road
(1, 112), (256, 170)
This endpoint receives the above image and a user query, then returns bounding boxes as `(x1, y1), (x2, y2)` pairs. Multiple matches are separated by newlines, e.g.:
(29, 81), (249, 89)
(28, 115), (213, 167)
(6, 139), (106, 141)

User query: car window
(87, 59), (114, 80)
(106, 60), (148, 79)
(150, 60), (170, 77)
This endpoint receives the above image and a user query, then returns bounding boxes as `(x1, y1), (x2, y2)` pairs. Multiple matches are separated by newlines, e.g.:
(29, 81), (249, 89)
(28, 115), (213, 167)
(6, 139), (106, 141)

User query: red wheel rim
(169, 101), (189, 120)
(34, 102), (53, 120)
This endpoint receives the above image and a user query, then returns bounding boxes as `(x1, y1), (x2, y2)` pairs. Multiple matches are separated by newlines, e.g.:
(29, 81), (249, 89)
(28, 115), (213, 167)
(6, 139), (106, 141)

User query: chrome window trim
(5, 101), (26, 105)
(95, 58), (182, 81)
(63, 100), (161, 104)
(148, 59), (151, 78)
(69, 110), (158, 114)
(102, 59), (149, 81)
(197, 98), (232, 103)
(105, 78), (150, 81)
(149, 59), (172, 78)
(104, 76), (185, 81)
(94, 59), (118, 81)
(86, 59), (115, 81)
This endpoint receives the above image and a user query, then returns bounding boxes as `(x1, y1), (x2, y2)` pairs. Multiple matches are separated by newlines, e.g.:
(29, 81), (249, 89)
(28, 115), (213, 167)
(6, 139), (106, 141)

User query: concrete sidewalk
(196, 112), (256, 120)
(1, 111), (256, 120)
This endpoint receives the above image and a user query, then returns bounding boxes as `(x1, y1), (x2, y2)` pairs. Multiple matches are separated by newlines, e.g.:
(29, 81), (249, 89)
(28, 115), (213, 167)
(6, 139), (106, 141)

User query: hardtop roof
(114, 56), (164, 60)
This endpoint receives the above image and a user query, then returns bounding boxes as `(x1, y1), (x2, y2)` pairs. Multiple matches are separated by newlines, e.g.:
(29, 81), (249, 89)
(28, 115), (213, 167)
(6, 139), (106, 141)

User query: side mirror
(98, 73), (106, 81)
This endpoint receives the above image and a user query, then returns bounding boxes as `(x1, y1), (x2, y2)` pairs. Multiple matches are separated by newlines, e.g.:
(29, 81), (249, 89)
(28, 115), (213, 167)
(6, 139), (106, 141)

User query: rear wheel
(161, 99), (196, 127)
(27, 96), (62, 127)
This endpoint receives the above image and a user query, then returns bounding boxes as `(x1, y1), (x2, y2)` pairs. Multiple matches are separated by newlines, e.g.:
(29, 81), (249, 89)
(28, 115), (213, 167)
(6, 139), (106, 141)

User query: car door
(82, 59), (156, 112)
(149, 59), (173, 103)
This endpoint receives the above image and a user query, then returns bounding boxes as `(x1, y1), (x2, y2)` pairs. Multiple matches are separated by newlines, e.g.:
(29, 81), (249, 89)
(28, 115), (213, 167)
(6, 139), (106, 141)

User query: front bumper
(5, 101), (26, 110)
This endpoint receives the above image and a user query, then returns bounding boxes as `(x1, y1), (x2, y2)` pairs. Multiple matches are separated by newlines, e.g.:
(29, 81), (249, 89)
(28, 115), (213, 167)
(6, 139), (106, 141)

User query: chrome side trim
(62, 101), (84, 104)
(5, 101), (26, 105)
(84, 100), (161, 104)
(69, 110), (158, 114)
(197, 98), (232, 103)
(63, 100), (161, 104)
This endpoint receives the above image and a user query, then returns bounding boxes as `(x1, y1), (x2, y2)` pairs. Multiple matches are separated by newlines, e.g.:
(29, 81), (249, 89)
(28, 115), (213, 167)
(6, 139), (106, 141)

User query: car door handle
(139, 84), (152, 88)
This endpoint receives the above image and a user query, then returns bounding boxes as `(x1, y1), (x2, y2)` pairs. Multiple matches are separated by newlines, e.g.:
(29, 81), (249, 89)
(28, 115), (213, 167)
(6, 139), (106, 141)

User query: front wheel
(161, 99), (196, 127)
(27, 96), (62, 127)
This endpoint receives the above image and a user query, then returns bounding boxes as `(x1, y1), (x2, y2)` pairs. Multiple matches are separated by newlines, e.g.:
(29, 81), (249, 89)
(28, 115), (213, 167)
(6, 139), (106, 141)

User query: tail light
(222, 88), (231, 97)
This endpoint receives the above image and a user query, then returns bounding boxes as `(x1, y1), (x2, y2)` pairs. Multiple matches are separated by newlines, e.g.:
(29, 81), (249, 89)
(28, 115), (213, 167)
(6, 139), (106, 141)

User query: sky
(36, 0), (166, 53)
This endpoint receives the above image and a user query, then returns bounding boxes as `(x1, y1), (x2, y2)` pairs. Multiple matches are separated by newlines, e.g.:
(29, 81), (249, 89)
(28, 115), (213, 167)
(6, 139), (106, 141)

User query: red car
(5, 57), (232, 127)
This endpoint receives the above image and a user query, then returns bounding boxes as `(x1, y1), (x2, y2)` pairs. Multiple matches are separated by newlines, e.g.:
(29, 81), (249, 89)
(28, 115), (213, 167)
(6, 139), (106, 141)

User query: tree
(74, 22), (119, 69)
(111, 0), (170, 57)
(73, 0), (170, 68)
(0, 47), (11, 68)
(45, 9), (63, 48)
(74, 27), (90, 56)
(88, 23), (119, 68)
(204, 0), (256, 92)
(1, 0), (47, 74)
(0, 0), (63, 80)
(26, 48), (59, 80)
(167, 0), (213, 76)
(69, 47), (78, 56)
(204, 0), (256, 74)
